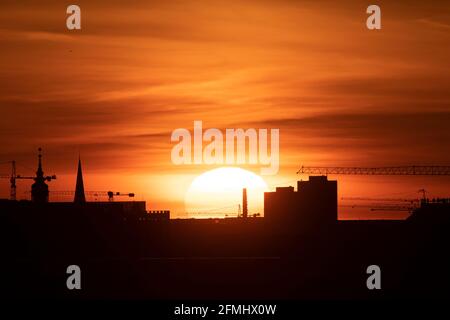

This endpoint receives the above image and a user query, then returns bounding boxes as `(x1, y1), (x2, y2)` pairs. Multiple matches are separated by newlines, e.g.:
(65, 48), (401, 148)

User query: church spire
(74, 156), (86, 203)
(36, 147), (44, 179)
(31, 147), (49, 203)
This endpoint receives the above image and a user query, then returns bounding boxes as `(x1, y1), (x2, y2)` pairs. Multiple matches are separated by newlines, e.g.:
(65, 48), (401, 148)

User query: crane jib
(297, 166), (450, 175)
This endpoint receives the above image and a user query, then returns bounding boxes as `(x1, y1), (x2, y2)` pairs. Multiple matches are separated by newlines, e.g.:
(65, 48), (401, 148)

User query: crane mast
(10, 161), (16, 201)
(0, 149), (56, 201)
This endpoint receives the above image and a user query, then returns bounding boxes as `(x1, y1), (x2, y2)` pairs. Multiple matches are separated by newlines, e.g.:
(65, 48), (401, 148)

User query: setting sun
(185, 167), (268, 218)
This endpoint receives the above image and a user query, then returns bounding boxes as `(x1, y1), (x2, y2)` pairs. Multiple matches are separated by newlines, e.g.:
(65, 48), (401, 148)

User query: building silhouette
(264, 175), (337, 233)
(31, 148), (49, 203)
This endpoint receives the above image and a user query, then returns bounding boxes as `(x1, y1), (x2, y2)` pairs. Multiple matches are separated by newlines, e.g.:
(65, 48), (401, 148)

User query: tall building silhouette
(74, 157), (86, 203)
(264, 176), (337, 232)
(31, 148), (49, 203)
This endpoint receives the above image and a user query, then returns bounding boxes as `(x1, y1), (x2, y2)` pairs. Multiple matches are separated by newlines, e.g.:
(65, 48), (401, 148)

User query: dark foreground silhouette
(0, 175), (449, 300)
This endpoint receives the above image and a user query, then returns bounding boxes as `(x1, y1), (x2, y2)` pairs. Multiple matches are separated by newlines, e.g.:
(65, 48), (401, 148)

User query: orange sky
(0, 0), (449, 217)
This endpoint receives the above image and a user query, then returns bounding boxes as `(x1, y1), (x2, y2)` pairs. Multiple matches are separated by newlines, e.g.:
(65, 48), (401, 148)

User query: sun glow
(185, 167), (269, 218)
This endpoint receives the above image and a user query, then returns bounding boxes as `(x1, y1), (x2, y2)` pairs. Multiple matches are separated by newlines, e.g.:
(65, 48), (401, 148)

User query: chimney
(242, 188), (248, 218)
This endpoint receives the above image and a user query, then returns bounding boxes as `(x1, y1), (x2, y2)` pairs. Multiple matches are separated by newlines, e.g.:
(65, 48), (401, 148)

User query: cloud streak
(0, 0), (449, 208)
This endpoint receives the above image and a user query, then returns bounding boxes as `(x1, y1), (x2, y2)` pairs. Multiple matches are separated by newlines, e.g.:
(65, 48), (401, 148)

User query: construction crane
(0, 161), (16, 200)
(340, 204), (414, 212)
(106, 191), (135, 202)
(341, 197), (419, 203)
(43, 190), (135, 202)
(340, 197), (419, 213)
(297, 165), (450, 212)
(297, 166), (450, 175)
(0, 159), (56, 201)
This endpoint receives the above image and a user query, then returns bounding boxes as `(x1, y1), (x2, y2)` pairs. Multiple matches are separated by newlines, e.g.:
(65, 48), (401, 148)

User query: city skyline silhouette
(0, 148), (449, 300)
(0, 0), (449, 304)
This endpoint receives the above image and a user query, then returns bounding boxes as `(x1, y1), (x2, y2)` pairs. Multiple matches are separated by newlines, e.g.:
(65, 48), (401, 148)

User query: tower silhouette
(74, 157), (86, 203)
(31, 148), (49, 203)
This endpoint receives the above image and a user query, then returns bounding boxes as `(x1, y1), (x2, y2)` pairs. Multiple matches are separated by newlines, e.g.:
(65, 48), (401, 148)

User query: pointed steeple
(36, 147), (44, 179)
(74, 156), (86, 203)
